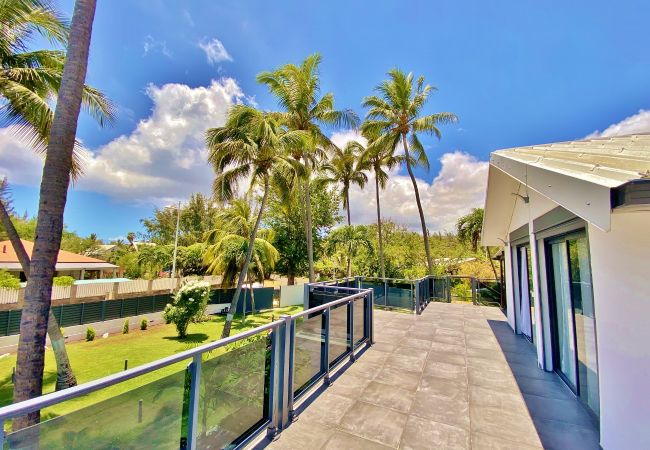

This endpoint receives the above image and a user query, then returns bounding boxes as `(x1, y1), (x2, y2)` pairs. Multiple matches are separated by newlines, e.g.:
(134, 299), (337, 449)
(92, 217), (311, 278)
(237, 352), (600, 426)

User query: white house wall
(588, 211), (650, 449)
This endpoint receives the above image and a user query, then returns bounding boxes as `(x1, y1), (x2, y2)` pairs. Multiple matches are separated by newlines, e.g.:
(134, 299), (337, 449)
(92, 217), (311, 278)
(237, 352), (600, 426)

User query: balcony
(0, 280), (599, 449)
(264, 302), (600, 450)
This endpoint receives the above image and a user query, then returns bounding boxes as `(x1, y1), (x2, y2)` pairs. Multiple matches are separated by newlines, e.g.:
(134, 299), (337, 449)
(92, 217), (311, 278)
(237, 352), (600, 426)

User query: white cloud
(0, 78), (246, 205)
(182, 9), (194, 27)
(330, 129), (367, 149)
(142, 35), (172, 59)
(0, 128), (43, 185)
(330, 130), (488, 232)
(586, 109), (650, 138)
(198, 38), (233, 65)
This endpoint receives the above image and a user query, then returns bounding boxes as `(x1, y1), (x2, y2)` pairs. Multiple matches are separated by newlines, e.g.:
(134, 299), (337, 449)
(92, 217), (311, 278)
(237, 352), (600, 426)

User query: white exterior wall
(588, 211), (650, 449)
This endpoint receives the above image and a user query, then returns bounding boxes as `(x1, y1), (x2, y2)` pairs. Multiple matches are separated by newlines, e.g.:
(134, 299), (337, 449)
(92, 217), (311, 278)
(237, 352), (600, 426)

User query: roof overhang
(0, 262), (118, 271)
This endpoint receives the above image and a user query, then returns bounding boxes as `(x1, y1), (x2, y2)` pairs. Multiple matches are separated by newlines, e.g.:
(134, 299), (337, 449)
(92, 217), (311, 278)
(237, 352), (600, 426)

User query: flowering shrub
(163, 280), (210, 338)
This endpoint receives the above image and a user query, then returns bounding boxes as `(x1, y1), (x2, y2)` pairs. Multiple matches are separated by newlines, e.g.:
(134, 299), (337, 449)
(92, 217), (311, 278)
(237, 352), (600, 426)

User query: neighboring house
(0, 239), (120, 281)
(482, 134), (650, 449)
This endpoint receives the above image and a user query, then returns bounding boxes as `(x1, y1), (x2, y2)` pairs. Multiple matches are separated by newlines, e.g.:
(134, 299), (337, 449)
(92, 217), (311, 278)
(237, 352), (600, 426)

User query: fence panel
(0, 289), (19, 304)
(51, 285), (71, 300)
(75, 282), (113, 299)
(118, 280), (149, 295)
(476, 279), (503, 307)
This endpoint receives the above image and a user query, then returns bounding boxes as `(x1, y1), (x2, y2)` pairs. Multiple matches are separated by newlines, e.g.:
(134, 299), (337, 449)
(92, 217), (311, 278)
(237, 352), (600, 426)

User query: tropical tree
(204, 199), (279, 288)
(456, 207), (498, 279)
(326, 225), (373, 278)
(362, 69), (457, 274)
(14, 0), (99, 429)
(320, 141), (367, 276)
(136, 245), (172, 277)
(456, 208), (484, 252)
(0, 0), (113, 168)
(0, 179), (77, 391)
(257, 53), (359, 282)
(266, 177), (340, 285)
(358, 130), (403, 278)
(205, 105), (304, 338)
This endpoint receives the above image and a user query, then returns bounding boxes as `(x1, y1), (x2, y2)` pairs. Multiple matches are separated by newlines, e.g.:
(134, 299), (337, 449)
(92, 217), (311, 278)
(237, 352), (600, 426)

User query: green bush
(86, 327), (96, 341)
(163, 280), (210, 338)
(140, 318), (148, 330)
(0, 270), (20, 290)
(53, 276), (75, 287)
(122, 319), (129, 334)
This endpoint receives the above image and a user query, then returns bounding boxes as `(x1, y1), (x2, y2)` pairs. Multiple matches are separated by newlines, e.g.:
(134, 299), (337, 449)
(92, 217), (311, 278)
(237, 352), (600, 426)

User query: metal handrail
(0, 285), (375, 450)
(293, 290), (368, 319)
(0, 319), (284, 422)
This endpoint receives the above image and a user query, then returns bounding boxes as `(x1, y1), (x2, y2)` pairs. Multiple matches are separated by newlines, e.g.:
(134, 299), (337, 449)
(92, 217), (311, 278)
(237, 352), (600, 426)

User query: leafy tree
(456, 208), (484, 252)
(13, 0), (100, 428)
(0, 0), (113, 172)
(206, 105), (304, 338)
(266, 178), (340, 284)
(0, 270), (20, 290)
(357, 130), (402, 278)
(177, 243), (207, 276)
(362, 69), (457, 274)
(141, 193), (219, 246)
(326, 225), (373, 277)
(137, 245), (172, 278)
(257, 53), (358, 282)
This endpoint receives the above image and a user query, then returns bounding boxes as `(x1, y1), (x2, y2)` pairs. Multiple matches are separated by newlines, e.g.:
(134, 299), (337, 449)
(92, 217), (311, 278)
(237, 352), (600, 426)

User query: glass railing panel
(353, 296), (366, 347)
(328, 303), (349, 366)
(197, 333), (270, 449)
(5, 367), (187, 450)
(361, 280), (385, 306)
(386, 280), (413, 310)
(293, 312), (324, 396)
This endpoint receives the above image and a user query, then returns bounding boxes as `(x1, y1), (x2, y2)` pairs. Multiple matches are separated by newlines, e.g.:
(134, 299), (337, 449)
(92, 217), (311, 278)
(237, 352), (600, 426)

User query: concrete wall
(588, 211), (650, 449)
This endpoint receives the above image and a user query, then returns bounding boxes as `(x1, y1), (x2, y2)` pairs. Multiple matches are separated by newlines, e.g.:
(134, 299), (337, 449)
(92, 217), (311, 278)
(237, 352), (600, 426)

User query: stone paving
(263, 302), (600, 450)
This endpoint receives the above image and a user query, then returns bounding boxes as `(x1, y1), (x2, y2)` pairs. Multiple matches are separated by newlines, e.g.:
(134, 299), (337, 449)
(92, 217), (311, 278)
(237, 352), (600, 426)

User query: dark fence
(0, 287), (277, 337)
(210, 287), (274, 313)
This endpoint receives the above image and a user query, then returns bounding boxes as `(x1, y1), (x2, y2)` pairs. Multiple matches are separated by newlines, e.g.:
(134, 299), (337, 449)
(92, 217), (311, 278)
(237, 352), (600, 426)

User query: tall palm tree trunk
(0, 202), (77, 391)
(13, 0), (96, 430)
(374, 172), (386, 279)
(303, 171), (316, 282)
(221, 177), (270, 338)
(345, 190), (352, 278)
(402, 134), (433, 275)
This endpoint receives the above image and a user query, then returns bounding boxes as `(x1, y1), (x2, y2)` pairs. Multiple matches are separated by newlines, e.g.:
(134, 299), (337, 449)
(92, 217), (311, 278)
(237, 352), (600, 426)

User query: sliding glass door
(547, 232), (600, 417)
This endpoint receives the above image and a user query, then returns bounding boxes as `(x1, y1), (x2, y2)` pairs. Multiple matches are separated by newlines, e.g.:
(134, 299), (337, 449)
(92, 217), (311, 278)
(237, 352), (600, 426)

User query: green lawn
(0, 306), (302, 432)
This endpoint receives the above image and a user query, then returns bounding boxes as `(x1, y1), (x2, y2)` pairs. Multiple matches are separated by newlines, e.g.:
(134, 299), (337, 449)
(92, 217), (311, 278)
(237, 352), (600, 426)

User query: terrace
(264, 303), (600, 449)
(0, 279), (599, 449)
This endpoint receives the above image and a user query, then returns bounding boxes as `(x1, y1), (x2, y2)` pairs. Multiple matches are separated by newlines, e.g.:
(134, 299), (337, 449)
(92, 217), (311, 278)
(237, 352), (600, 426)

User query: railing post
(279, 315), (293, 428)
(414, 281), (420, 315)
(368, 290), (374, 345)
(348, 299), (355, 362)
(267, 324), (281, 440)
(471, 277), (477, 305)
(383, 280), (388, 308)
(285, 317), (296, 423)
(322, 307), (331, 386)
(186, 354), (202, 450)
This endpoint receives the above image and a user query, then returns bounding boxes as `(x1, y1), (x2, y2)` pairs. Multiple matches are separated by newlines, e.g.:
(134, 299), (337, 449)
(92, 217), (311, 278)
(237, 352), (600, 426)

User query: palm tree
(206, 105), (305, 338)
(14, 0), (99, 429)
(204, 200), (279, 317)
(1, 0), (112, 403)
(358, 130), (403, 279)
(0, 0), (113, 170)
(257, 53), (359, 282)
(327, 225), (373, 278)
(456, 207), (498, 279)
(456, 208), (484, 252)
(320, 142), (367, 276)
(0, 178), (77, 391)
(362, 69), (457, 274)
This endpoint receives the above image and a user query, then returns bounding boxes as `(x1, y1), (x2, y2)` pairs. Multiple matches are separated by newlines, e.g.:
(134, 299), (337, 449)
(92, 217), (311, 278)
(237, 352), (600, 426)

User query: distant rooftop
(0, 239), (117, 270)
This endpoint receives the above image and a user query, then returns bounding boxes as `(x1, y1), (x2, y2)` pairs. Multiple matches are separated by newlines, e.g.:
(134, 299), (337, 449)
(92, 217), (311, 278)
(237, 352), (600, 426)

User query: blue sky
(3, 0), (650, 239)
